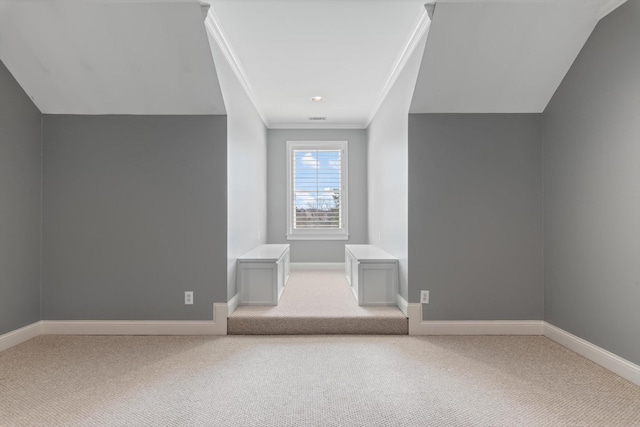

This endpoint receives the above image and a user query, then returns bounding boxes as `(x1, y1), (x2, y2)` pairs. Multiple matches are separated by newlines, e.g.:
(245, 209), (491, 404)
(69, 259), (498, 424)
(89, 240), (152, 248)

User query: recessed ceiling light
(311, 96), (323, 102)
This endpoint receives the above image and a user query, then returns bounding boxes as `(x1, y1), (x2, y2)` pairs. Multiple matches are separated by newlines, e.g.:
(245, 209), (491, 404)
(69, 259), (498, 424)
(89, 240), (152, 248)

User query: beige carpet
(228, 269), (407, 334)
(1, 335), (640, 426)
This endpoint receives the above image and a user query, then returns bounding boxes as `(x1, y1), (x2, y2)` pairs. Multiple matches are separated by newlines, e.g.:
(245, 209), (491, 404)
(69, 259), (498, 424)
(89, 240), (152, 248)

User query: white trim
(270, 123), (366, 130)
(408, 303), (543, 335)
(41, 320), (223, 336)
(599, 0), (627, 18)
(286, 140), (349, 241)
(543, 322), (640, 386)
(290, 262), (345, 271)
(434, 0), (612, 3)
(412, 319), (544, 335)
(395, 294), (409, 317)
(0, 322), (42, 353)
(41, 303), (228, 336)
(227, 293), (240, 316)
(406, 304), (640, 386)
(408, 303), (422, 335)
(204, 10), (270, 127)
(213, 302), (229, 334)
(286, 234), (349, 241)
(364, 10), (431, 127)
(419, 0), (625, 20)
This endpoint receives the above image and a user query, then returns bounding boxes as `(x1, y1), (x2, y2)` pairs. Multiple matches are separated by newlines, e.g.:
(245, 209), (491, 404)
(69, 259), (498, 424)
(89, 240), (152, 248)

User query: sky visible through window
(293, 149), (341, 229)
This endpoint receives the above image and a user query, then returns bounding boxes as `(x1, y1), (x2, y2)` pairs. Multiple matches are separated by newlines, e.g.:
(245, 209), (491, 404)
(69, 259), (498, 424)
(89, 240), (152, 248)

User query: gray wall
(0, 60), (42, 334)
(544, 1), (640, 364)
(42, 115), (227, 320)
(267, 129), (367, 262)
(409, 114), (543, 321)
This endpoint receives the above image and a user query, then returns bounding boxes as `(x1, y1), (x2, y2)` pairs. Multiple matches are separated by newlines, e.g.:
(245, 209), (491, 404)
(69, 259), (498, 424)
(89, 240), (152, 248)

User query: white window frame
(286, 141), (349, 241)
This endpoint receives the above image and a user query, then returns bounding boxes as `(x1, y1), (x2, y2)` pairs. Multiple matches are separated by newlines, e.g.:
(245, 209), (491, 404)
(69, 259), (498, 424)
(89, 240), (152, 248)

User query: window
(286, 141), (348, 240)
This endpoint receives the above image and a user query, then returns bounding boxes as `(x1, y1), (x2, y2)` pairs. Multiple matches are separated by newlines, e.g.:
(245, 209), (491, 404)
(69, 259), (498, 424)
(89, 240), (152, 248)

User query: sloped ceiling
(0, 0), (225, 115)
(410, 1), (612, 113)
(0, 0), (627, 119)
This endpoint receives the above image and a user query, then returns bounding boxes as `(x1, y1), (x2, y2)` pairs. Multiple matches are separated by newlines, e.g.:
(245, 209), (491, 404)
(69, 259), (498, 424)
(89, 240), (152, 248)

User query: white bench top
(345, 244), (398, 263)
(238, 244), (289, 262)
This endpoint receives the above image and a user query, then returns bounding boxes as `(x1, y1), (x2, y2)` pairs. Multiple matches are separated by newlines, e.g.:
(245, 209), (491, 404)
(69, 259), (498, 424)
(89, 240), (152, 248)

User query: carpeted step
(228, 316), (408, 335)
(228, 269), (408, 335)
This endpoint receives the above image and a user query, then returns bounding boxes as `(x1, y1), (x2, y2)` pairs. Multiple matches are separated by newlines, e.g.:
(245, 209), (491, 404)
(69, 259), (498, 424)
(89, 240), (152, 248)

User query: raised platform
(228, 269), (407, 335)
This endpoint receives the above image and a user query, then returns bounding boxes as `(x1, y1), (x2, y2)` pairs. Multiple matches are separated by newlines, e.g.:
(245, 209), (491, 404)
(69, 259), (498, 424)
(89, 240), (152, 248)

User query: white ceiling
(207, 0), (428, 129)
(0, 0), (225, 115)
(410, 0), (611, 113)
(0, 0), (627, 122)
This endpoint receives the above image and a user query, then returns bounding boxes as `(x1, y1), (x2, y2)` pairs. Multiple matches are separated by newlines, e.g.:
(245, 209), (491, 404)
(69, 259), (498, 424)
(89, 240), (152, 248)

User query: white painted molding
(40, 320), (223, 336)
(412, 319), (544, 335)
(41, 303), (228, 336)
(421, 0), (624, 20)
(407, 305), (639, 386)
(364, 10), (431, 127)
(0, 322), (42, 353)
(204, 9), (270, 127)
(544, 322), (640, 387)
(214, 302), (228, 335)
(408, 303), (543, 335)
(599, 0), (628, 18)
(395, 294), (409, 317)
(290, 262), (345, 271)
(269, 123), (366, 130)
(227, 293), (240, 316)
(408, 303), (422, 335)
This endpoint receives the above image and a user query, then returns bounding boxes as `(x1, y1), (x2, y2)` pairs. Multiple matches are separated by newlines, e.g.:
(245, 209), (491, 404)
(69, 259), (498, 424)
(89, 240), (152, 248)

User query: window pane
(292, 149), (341, 229)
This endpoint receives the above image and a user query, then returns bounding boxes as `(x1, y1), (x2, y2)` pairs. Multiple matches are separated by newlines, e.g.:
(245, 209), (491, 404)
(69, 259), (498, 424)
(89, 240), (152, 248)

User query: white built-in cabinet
(345, 244), (398, 306)
(237, 244), (290, 305)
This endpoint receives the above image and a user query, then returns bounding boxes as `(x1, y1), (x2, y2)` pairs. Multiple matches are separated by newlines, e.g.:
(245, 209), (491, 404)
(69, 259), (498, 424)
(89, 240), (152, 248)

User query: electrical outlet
(421, 290), (430, 304)
(185, 291), (193, 305)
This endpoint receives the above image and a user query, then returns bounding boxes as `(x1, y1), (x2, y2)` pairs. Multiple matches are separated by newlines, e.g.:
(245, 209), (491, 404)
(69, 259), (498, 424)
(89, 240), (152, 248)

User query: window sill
(286, 234), (349, 241)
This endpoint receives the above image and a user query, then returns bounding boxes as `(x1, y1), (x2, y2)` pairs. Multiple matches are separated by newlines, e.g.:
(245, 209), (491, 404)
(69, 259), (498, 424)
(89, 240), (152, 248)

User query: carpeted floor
(228, 269), (408, 334)
(1, 335), (639, 426)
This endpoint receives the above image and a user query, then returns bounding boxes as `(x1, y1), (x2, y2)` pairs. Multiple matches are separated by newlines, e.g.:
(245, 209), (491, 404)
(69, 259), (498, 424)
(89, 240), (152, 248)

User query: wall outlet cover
(421, 290), (430, 304)
(185, 291), (193, 305)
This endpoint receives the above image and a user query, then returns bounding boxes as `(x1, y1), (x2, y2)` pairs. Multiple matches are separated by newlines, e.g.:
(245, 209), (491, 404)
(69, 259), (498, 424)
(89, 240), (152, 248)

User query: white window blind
(286, 141), (348, 240)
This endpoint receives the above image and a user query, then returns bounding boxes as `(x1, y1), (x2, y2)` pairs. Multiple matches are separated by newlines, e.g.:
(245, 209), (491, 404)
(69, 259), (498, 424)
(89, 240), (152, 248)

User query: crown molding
(269, 122), (366, 130)
(599, 0), (627, 18)
(204, 9), (271, 127)
(417, 0), (624, 20)
(364, 10), (431, 128)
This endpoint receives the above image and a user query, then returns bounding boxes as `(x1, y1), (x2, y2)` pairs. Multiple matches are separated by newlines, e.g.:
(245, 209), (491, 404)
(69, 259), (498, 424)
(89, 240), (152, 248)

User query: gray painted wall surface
(267, 129), (367, 262)
(42, 115), (227, 320)
(367, 32), (427, 300)
(409, 114), (543, 321)
(207, 33), (268, 301)
(544, 1), (640, 364)
(0, 60), (42, 334)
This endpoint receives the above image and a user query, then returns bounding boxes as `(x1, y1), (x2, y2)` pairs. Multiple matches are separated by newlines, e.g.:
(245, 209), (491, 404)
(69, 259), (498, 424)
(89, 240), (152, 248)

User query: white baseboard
(227, 293), (240, 316)
(408, 304), (543, 335)
(41, 303), (228, 336)
(544, 322), (640, 386)
(0, 322), (42, 352)
(41, 320), (221, 335)
(407, 304), (640, 386)
(395, 294), (408, 317)
(290, 262), (345, 271)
